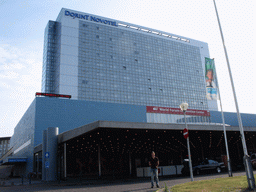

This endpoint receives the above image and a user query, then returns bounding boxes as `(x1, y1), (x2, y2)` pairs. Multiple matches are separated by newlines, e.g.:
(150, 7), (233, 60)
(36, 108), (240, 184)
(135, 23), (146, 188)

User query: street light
(180, 103), (194, 182)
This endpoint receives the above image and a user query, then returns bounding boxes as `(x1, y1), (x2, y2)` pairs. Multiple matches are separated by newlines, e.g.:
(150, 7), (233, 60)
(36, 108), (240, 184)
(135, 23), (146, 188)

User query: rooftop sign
(65, 10), (118, 27)
(35, 92), (71, 99)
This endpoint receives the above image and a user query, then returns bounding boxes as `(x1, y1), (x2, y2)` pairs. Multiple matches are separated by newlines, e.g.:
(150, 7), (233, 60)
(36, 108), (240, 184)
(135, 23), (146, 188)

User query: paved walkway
(0, 171), (255, 192)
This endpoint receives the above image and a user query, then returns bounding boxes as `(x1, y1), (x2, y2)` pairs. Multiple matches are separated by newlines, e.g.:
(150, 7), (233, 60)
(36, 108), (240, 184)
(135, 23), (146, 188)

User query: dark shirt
(150, 157), (159, 169)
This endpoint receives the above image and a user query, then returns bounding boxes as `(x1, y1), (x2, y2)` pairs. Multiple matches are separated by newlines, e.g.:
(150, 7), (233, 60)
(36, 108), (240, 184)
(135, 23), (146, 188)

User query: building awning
(1, 157), (27, 165)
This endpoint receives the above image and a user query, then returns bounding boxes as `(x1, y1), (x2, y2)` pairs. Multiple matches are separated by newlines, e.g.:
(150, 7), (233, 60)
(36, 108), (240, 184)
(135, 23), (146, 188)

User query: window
(208, 160), (217, 164)
(96, 35), (99, 39)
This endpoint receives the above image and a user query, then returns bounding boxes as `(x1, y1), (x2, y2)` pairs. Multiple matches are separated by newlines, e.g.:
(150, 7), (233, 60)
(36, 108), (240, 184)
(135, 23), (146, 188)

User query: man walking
(149, 151), (159, 188)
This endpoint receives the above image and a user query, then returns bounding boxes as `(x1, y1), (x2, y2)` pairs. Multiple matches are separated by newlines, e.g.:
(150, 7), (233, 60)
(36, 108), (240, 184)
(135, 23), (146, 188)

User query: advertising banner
(205, 57), (218, 100)
(146, 106), (210, 116)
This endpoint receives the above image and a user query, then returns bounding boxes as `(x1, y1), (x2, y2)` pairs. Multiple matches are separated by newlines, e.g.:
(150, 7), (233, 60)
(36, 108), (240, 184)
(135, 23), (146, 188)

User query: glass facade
(77, 21), (208, 110)
(41, 10), (213, 113)
(41, 21), (60, 93)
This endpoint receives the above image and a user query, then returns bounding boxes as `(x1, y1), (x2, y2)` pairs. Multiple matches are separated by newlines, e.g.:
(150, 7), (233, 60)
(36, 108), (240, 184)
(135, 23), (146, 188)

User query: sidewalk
(0, 177), (42, 186)
(0, 175), (151, 187)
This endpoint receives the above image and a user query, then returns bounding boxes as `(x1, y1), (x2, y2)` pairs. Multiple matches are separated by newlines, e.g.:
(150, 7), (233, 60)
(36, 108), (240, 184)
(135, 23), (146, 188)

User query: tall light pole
(180, 103), (194, 182)
(214, 59), (232, 177)
(213, 0), (255, 189)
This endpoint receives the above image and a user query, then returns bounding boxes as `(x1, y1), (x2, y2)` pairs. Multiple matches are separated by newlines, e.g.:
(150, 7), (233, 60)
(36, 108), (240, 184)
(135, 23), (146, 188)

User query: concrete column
(36, 154), (39, 178)
(129, 151), (132, 175)
(46, 127), (59, 181)
(98, 145), (101, 177)
(64, 142), (67, 179)
(42, 130), (47, 181)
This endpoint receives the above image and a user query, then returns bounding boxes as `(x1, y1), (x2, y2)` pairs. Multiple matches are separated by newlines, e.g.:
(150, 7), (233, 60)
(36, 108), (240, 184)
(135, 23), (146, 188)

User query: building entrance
(57, 127), (256, 180)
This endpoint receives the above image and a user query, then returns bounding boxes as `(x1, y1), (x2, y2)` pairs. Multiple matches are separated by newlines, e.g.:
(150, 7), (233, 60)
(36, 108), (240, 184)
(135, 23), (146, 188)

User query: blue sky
(0, 0), (255, 137)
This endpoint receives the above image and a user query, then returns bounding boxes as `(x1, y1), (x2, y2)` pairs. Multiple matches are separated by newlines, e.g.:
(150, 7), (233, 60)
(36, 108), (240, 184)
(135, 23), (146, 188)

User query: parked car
(182, 159), (225, 175)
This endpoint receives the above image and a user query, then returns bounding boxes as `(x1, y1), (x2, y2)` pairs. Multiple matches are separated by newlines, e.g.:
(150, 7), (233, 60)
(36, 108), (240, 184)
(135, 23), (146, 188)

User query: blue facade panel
(210, 111), (256, 127)
(34, 97), (147, 146)
(9, 99), (36, 176)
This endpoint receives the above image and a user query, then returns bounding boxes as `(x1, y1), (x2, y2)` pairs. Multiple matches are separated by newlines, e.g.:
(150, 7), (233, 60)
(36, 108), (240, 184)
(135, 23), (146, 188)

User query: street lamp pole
(213, 0), (255, 189)
(214, 59), (232, 177)
(180, 103), (194, 182)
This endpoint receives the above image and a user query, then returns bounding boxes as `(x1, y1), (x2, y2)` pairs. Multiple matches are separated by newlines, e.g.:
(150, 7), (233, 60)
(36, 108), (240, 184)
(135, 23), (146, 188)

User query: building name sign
(8, 158), (27, 163)
(65, 10), (118, 27)
(146, 106), (210, 116)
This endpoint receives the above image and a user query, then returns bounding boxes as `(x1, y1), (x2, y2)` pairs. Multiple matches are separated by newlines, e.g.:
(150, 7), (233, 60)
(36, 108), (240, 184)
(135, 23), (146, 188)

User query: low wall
(137, 165), (184, 177)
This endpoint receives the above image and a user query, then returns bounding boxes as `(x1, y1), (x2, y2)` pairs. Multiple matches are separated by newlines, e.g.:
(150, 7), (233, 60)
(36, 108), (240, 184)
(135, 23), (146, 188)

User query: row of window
(77, 42), (198, 54)
(77, 97), (207, 110)
(79, 23), (188, 45)
(77, 80), (206, 89)
(77, 88), (206, 98)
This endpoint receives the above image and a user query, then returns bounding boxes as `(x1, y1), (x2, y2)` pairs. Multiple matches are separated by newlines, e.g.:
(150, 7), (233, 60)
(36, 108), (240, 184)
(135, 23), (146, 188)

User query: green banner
(205, 57), (218, 100)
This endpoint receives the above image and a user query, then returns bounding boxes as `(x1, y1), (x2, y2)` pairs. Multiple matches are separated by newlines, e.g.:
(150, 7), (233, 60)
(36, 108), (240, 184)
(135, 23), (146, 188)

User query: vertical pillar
(237, 142), (241, 161)
(36, 154), (39, 178)
(201, 146), (204, 160)
(42, 130), (47, 181)
(64, 142), (67, 179)
(98, 145), (101, 177)
(46, 127), (59, 181)
(129, 151), (132, 175)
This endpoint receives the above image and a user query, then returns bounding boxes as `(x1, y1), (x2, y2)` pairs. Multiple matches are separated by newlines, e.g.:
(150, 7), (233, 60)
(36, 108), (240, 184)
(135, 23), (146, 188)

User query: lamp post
(180, 103), (194, 182)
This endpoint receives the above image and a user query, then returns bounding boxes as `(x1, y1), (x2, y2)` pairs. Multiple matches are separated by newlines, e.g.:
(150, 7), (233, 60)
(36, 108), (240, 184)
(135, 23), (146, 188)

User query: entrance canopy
(58, 120), (256, 144)
(55, 120), (256, 179)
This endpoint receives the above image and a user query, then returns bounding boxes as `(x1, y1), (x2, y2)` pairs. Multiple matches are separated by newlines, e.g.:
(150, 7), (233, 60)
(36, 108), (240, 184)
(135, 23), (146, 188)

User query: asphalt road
(0, 171), (254, 192)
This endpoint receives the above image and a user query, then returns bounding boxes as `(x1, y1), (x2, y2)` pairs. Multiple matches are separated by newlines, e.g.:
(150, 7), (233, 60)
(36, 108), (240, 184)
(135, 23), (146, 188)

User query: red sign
(35, 92), (71, 99)
(146, 106), (210, 116)
(183, 128), (189, 139)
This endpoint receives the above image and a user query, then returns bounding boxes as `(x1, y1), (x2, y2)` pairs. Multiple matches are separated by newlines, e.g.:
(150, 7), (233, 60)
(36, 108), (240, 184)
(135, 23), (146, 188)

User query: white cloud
(0, 44), (42, 137)
(0, 71), (19, 79)
(0, 82), (10, 88)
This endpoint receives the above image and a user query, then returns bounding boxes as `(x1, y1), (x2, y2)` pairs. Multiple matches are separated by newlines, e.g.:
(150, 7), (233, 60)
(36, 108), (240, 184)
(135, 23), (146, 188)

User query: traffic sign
(183, 128), (189, 139)
(45, 161), (49, 168)
(45, 152), (50, 158)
